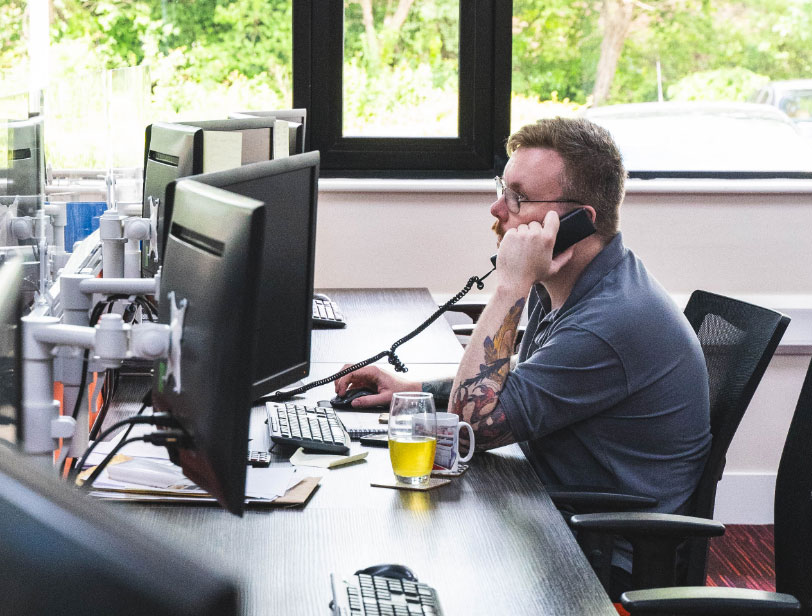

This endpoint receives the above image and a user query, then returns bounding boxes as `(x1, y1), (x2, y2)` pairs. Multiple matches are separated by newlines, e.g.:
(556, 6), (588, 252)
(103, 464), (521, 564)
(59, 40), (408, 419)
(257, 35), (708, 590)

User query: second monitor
(167, 152), (320, 400)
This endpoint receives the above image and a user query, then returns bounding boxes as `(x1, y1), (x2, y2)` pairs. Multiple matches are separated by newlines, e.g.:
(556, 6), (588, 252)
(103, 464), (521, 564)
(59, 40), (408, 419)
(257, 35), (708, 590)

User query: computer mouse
(355, 564), (417, 582)
(330, 387), (380, 409)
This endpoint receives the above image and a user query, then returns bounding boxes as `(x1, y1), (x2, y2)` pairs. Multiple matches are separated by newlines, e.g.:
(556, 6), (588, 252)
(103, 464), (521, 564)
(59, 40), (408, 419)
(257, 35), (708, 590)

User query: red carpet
(706, 524), (775, 591)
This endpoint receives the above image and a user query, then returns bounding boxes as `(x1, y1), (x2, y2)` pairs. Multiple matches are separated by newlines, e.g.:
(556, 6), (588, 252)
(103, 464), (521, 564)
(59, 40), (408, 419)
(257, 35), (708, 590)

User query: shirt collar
(559, 232), (627, 314)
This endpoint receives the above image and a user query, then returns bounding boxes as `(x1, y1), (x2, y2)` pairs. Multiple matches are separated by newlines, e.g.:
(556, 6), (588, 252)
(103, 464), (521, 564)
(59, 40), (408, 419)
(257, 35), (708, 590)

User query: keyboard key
(267, 403), (351, 455)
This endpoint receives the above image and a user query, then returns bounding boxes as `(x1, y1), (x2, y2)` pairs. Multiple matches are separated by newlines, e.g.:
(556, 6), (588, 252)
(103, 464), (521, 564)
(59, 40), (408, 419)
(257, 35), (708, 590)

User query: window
(294, 0), (512, 178)
(510, 0), (812, 178)
(5, 0), (812, 178)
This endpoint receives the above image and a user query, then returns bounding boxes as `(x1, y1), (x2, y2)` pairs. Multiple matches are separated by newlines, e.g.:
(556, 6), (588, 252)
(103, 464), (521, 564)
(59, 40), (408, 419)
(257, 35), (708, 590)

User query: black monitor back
(176, 152), (319, 399)
(141, 116), (278, 277)
(0, 257), (22, 447)
(141, 122), (204, 276)
(0, 443), (240, 615)
(153, 179), (264, 515)
(2, 115), (45, 218)
(229, 108), (307, 154)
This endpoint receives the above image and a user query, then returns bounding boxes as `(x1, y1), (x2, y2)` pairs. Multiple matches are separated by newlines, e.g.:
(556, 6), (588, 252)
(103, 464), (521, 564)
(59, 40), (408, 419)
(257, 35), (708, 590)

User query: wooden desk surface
(312, 289), (463, 365)
(105, 289), (614, 615)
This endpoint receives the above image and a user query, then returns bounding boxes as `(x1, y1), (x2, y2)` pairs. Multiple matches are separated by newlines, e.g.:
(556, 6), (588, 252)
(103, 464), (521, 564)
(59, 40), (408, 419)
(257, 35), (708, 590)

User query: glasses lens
(506, 190), (520, 214)
(495, 177), (520, 214)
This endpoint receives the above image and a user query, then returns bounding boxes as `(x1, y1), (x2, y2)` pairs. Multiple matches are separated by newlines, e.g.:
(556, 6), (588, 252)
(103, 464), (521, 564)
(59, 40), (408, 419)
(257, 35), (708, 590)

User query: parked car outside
(582, 101), (812, 173)
(750, 80), (812, 137)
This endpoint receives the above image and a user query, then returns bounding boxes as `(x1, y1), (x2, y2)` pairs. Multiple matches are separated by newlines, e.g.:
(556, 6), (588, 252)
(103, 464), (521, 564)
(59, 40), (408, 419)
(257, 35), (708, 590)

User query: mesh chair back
(774, 355), (812, 613)
(681, 290), (790, 585)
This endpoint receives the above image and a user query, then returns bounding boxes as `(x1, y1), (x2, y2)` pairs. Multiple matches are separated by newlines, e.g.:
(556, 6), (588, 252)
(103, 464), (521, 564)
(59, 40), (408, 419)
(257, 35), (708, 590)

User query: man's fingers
(352, 392), (389, 408)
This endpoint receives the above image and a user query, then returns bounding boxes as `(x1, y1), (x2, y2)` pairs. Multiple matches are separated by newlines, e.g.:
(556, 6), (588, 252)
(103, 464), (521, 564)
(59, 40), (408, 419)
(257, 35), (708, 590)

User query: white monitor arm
(21, 312), (170, 471)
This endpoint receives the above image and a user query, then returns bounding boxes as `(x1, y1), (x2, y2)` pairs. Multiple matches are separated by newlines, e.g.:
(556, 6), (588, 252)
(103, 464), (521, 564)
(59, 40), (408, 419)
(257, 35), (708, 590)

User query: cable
(79, 435), (147, 490)
(268, 263), (496, 401)
(70, 349), (91, 420)
(70, 411), (175, 478)
(118, 399), (149, 443)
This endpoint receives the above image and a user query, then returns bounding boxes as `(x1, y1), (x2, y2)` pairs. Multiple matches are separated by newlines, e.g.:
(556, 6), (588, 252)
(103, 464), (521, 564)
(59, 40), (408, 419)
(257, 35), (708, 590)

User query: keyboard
(313, 293), (347, 329)
(265, 403), (350, 454)
(330, 572), (444, 616)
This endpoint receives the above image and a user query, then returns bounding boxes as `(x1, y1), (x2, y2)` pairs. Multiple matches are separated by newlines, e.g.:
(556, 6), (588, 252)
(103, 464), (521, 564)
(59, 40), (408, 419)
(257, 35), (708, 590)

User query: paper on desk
(87, 458), (299, 501)
(289, 446), (368, 469)
(244, 465), (297, 500)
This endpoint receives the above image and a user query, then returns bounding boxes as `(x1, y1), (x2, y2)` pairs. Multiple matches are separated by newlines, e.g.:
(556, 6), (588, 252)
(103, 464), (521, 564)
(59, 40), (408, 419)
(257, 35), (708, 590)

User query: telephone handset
(489, 208), (596, 268)
(553, 208), (596, 255)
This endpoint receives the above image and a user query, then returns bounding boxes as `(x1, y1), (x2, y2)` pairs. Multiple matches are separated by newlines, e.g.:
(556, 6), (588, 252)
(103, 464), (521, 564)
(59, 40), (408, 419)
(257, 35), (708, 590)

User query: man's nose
(490, 195), (508, 219)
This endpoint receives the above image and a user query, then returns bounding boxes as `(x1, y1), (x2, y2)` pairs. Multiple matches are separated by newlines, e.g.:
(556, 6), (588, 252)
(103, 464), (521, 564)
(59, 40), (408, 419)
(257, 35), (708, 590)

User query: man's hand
(334, 365), (421, 409)
(496, 211), (573, 292)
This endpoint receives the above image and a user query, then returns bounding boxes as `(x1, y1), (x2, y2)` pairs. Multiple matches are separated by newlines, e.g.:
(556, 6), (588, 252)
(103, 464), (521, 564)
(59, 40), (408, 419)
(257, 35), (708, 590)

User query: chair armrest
(569, 513), (725, 590)
(452, 324), (475, 337)
(569, 512), (725, 539)
(452, 324), (526, 349)
(621, 586), (801, 615)
(546, 485), (658, 512)
(443, 301), (487, 321)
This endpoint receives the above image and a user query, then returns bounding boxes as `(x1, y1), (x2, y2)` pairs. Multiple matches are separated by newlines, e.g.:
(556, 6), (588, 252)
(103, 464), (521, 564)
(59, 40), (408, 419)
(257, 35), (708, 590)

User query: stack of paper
(78, 428), (321, 506)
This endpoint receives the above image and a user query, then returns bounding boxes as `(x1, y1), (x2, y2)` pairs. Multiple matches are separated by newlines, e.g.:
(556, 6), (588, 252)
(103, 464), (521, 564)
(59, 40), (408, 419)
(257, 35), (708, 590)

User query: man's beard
(492, 219), (504, 247)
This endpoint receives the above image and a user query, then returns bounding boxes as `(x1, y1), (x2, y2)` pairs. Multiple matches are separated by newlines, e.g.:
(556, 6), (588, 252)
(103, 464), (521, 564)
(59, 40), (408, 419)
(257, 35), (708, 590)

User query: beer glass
(388, 392), (437, 485)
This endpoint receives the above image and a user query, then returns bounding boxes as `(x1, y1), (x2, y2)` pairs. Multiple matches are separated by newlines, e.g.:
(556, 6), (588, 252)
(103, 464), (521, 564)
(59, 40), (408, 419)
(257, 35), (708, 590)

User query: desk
(109, 289), (615, 615)
(311, 288), (464, 364)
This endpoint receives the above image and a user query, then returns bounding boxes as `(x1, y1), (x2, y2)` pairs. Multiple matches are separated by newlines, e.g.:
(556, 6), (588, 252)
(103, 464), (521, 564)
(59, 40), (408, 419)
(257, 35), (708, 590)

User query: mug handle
(457, 421), (475, 463)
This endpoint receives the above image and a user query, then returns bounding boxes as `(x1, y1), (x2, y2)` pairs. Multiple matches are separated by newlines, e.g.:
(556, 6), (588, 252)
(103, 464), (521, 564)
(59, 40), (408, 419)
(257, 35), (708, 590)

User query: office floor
(706, 525), (775, 591)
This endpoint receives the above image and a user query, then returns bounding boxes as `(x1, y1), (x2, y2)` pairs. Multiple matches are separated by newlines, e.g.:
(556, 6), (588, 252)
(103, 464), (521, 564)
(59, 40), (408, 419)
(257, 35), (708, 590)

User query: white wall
(314, 177), (812, 523)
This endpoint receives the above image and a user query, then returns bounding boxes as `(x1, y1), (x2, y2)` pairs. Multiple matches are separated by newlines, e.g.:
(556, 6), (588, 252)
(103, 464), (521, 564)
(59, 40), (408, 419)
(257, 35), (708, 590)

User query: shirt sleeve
(499, 324), (629, 441)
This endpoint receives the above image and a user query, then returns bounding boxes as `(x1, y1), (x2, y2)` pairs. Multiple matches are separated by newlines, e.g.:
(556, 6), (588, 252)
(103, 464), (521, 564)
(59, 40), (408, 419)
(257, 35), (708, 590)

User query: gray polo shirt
(500, 233), (711, 567)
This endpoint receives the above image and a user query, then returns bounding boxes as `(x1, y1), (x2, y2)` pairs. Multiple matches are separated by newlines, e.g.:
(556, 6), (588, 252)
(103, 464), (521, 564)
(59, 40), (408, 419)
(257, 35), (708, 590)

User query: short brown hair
(506, 117), (626, 239)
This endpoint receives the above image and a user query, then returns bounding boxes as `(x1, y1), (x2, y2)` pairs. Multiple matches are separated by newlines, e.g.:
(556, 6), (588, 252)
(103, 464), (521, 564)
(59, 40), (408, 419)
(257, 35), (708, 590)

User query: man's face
(490, 147), (568, 247)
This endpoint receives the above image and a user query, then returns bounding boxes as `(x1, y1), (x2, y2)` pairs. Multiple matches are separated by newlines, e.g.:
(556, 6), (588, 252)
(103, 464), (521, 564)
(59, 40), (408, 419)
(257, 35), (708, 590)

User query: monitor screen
(174, 152), (319, 400)
(141, 117), (279, 276)
(152, 179), (265, 515)
(0, 442), (239, 615)
(1, 115), (45, 219)
(0, 257), (22, 447)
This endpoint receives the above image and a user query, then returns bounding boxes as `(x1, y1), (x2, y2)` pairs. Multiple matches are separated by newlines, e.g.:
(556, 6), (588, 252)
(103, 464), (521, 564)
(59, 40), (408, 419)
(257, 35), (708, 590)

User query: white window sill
(319, 177), (812, 195)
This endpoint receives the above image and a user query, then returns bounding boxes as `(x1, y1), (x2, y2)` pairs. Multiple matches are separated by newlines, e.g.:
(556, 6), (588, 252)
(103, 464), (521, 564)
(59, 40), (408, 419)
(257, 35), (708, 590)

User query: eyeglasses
(494, 176), (583, 214)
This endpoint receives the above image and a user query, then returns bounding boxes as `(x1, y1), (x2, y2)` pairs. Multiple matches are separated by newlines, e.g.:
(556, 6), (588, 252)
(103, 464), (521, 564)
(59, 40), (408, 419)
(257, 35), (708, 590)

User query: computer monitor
(140, 122), (203, 275)
(152, 179), (265, 515)
(0, 441), (240, 615)
(229, 108), (307, 154)
(1, 115), (45, 219)
(0, 256), (22, 447)
(169, 151), (319, 400)
(140, 116), (278, 276)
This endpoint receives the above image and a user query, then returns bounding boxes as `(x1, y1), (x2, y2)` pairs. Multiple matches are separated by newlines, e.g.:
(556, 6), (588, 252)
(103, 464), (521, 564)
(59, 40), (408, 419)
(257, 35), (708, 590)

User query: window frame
(293, 0), (512, 178)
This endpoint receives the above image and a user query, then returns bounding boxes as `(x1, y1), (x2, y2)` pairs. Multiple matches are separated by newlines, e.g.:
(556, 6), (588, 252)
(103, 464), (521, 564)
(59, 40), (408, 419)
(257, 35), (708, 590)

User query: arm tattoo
(422, 378), (453, 402)
(452, 298), (525, 449)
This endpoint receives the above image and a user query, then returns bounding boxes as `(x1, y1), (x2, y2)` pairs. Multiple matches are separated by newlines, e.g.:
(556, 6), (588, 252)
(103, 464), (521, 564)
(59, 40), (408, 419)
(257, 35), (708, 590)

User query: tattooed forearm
(422, 378), (453, 402)
(450, 297), (526, 449)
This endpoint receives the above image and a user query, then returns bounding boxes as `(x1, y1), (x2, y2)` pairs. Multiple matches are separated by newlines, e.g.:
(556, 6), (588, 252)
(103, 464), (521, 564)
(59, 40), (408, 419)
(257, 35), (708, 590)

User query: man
(335, 117), (711, 597)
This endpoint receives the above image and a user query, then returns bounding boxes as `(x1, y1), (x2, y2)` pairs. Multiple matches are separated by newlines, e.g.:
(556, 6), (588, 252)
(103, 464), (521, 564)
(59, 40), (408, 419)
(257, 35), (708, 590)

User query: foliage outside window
(1, 0), (811, 174)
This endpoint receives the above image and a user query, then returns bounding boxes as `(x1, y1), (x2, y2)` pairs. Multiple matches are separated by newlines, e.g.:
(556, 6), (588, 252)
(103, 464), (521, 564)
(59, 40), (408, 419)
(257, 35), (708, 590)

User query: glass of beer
(388, 392), (437, 486)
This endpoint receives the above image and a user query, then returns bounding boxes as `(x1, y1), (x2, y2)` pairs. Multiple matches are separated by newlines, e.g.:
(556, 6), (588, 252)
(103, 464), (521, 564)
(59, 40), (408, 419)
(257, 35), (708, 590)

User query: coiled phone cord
(268, 263), (496, 401)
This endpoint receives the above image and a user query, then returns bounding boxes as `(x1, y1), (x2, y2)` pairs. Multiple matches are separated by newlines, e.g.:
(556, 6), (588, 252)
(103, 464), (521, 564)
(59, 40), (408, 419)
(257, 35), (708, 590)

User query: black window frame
(293, 0), (512, 179)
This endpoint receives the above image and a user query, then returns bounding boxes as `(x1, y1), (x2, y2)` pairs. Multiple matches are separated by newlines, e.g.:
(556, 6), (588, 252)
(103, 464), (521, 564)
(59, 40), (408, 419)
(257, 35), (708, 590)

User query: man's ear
(581, 205), (597, 224)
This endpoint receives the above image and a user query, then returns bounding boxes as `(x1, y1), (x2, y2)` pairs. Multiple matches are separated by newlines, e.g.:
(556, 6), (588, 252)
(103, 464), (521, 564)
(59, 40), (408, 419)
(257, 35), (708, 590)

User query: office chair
(618, 353), (812, 615)
(566, 291), (790, 591)
(444, 301), (526, 349)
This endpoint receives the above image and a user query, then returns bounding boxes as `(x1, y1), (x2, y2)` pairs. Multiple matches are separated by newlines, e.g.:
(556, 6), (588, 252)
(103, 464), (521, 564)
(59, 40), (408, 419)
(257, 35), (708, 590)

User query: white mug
(433, 412), (475, 472)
